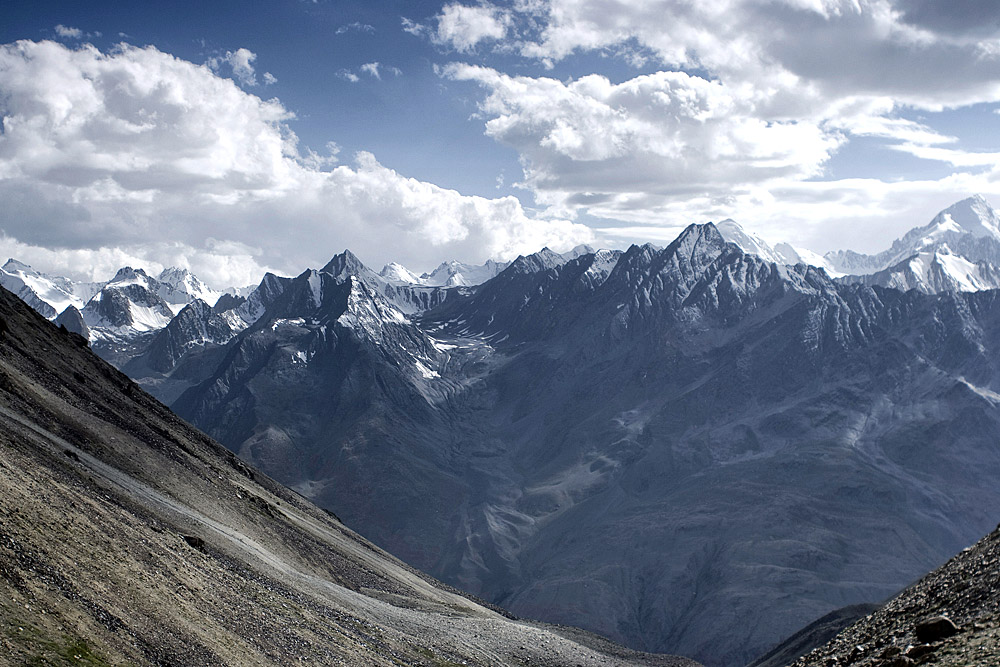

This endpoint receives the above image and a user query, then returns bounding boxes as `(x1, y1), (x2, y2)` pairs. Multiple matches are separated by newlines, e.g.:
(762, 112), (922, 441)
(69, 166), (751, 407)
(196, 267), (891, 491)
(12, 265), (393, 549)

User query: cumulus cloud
(0, 40), (592, 285)
(432, 3), (511, 53)
(445, 64), (842, 221)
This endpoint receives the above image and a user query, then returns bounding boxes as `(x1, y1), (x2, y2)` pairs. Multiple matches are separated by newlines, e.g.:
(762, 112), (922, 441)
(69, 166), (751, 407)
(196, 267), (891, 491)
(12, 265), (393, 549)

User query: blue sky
(2, 0), (1000, 286)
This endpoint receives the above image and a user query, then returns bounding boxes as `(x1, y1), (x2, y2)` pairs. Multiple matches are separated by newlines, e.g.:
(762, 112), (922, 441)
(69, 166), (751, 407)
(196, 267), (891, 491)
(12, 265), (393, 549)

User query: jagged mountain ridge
(826, 195), (1000, 277)
(120, 246), (599, 405)
(10, 196), (1000, 341)
(0, 283), (697, 667)
(167, 222), (1000, 666)
(120, 271), (293, 405)
(169, 263), (458, 515)
(324, 249), (458, 315)
(718, 197), (1000, 294)
(839, 248), (1000, 294)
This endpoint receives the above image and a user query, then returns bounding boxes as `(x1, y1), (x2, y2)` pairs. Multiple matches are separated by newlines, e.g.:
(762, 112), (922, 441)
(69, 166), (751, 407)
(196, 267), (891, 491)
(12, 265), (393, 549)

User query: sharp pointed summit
(321, 249), (369, 278)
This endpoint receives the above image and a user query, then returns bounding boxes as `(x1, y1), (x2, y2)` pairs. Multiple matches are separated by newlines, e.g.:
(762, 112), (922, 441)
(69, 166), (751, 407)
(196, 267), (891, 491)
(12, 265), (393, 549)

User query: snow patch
(271, 318), (306, 331)
(414, 360), (440, 379)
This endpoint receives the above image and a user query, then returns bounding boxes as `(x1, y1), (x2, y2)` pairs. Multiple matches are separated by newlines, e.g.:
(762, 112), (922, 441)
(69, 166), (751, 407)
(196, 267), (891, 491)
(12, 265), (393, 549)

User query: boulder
(914, 615), (959, 643)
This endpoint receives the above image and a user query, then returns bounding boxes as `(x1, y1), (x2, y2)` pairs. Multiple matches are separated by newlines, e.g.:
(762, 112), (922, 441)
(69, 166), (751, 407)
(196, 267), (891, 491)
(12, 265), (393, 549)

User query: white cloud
(54, 25), (83, 39)
(263, 71), (277, 85)
(342, 62), (402, 82)
(425, 1), (1000, 254)
(208, 47), (259, 86)
(433, 3), (511, 53)
(0, 40), (592, 286)
(401, 17), (426, 37)
(514, 0), (1000, 109)
(445, 64), (842, 221)
(0, 236), (272, 288)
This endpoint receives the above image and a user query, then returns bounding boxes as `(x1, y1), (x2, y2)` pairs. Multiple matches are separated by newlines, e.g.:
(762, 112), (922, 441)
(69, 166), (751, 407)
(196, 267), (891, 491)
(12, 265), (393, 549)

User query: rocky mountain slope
(166, 222), (1000, 666)
(0, 284), (698, 667)
(792, 523), (1000, 667)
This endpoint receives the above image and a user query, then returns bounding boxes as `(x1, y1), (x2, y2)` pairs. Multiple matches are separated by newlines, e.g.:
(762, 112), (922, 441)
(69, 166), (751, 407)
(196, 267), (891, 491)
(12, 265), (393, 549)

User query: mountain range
(9, 196), (1000, 666)
(5, 270), (1000, 666)
(0, 277), (696, 667)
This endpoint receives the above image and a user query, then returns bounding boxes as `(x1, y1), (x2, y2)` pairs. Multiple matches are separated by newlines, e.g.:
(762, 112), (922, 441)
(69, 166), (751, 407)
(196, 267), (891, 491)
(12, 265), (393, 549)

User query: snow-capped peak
(0, 258), (93, 318)
(715, 219), (786, 265)
(107, 266), (152, 288)
(3, 258), (32, 273)
(827, 195), (1000, 276)
(562, 244), (596, 261)
(840, 244), (1000, 294)
(379, 262), (422, 285)
(157, 267), (223, 307)
(420, 259), (508, 287)
(924, 195), (1000, 241)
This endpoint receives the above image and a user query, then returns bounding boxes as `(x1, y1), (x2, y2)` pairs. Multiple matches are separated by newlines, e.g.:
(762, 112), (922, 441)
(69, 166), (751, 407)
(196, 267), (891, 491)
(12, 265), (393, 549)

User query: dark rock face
(54, 305), (89, 339)
(163, 225), (1000, 666)
(140, 299), (238, 374)
(212, 292), (245, 314)
(114, 273), (295, 405)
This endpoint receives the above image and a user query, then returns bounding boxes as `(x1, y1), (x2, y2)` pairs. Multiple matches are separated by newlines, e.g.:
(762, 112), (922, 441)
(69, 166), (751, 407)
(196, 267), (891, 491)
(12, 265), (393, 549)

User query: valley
(9, 197), (1000, 665)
